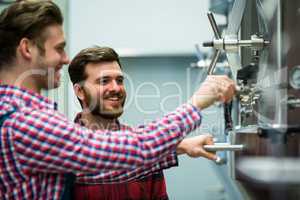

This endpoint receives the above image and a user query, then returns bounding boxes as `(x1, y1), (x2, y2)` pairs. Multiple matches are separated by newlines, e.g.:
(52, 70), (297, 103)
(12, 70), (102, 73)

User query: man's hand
(190, 75), (236, 110)
(176, 134), (217, 161)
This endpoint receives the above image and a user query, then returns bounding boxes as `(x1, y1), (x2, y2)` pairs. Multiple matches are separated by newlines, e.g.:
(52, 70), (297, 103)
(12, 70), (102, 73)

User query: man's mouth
(104, 95), (124, 107)
(107, 97), (121, 101)
(105, 93), (124, 101)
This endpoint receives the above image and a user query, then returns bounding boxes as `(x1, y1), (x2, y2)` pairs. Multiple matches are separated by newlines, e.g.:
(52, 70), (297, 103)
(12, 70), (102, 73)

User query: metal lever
(207, 50), (221, 75)
(207, 12), (221, 39)
(205, 12), (222, 74)
(204, 143), (244, 165)
(203, 143), (245, 152)
(205, 11), (233, 133)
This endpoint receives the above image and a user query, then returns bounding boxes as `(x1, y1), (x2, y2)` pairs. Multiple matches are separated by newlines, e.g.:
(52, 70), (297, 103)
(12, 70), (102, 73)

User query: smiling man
(69, 47), (172, 200)
(68, 46), (231, 200)
(0, 1), (236, 199)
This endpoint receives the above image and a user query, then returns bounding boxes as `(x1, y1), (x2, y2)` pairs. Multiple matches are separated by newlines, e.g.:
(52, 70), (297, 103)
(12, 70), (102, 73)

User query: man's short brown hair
(0, 0), (63, 68)
(68, 46), (122, 85)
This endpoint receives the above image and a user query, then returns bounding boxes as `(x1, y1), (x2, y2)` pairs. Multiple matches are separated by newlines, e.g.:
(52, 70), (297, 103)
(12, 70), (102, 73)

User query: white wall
(69, 0), (224, 57)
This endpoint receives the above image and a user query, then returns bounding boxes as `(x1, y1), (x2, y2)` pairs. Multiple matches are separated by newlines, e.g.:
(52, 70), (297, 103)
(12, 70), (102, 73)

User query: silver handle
(207, 49), (221, 75)
(204, 12), (222, 75)
(204, 143), (245, 165)
(207, 12), (221, 39)
(204, 143), (245, 152)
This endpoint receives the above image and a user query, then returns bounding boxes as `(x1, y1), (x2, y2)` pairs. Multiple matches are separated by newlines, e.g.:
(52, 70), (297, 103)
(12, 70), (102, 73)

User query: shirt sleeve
(76, 151), (178, 184)
(9, 103), (201, 180)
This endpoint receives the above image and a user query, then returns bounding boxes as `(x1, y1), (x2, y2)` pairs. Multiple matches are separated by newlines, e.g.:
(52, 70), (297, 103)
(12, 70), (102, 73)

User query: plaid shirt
(73, 114), (174, 200)
(0, 85), (202, 200)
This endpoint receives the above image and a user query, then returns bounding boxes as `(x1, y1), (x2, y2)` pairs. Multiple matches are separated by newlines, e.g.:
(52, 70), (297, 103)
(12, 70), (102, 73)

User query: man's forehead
(43, 24), (65, 45)
(86, 62), (123, 76)
(95, 70), (123, 78)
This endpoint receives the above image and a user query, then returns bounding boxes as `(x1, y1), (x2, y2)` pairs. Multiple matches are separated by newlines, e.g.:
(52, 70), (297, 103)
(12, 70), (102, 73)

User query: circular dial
(290, 66), (300, 89)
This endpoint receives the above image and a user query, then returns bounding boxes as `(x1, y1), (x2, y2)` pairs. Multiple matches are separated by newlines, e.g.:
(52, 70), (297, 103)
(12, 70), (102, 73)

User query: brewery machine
(200, 0), (300, 199)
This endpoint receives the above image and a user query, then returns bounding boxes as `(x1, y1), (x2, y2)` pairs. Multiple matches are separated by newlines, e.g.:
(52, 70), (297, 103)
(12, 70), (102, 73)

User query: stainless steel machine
(201, 0), (300, 199)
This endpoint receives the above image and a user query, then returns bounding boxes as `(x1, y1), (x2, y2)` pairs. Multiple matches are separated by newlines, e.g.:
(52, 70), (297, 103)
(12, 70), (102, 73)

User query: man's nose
(110, 80), (121, 91)
(61, 52), (70, 65)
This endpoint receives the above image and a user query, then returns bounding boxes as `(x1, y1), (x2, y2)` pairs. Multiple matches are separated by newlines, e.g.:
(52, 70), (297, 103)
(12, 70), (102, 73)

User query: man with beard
(68, 46), (231, 200)
(0, 1), (236, 199)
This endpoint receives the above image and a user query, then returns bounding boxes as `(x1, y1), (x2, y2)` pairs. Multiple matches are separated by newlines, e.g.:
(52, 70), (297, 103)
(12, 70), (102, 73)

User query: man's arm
(9, 75), (235, 182)
(75, 134), (216, 184)
(11, 103), (201, 174)
(76, 152), (178, 184)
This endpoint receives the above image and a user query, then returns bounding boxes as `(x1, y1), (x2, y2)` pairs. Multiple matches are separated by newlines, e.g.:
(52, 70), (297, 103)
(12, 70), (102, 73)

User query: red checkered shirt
(0, 85), (202, 200)
(73, 113), (175, 200)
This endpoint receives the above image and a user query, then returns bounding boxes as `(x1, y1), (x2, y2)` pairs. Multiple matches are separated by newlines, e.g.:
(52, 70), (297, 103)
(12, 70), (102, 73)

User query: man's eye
(116, 78), (124, 84)
(99, 79), (109, 85)
(56, 47), (65, 53)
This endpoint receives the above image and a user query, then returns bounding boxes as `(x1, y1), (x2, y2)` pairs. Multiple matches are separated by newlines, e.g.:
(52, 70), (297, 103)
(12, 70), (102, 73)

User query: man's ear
(74, 83), (85, 101)
(18, 38), (35, 60)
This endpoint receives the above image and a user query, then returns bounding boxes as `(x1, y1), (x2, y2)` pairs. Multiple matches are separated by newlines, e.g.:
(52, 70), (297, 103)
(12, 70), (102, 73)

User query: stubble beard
(86, 91), (126, 120)
(35, 55), (60, 90)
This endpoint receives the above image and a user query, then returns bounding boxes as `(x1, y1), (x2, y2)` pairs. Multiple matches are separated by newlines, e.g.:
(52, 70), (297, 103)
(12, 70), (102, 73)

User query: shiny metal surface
(204, 143), (245, 151)
(207, 12), (221, 39)
(209, 0), (300, 199)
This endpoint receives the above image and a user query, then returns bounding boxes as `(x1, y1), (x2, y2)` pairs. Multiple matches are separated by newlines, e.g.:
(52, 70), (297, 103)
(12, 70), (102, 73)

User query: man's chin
(93, 109), (123, 119)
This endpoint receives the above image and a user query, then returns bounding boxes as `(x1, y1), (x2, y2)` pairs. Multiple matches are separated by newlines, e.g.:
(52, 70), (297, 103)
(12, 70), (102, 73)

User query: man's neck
(80, 111), (119, 131)
(0, 64), (41, 93)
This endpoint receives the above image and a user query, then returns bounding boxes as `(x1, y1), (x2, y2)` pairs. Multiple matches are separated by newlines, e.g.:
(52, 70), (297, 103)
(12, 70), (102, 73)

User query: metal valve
(203, 12), (269, 75)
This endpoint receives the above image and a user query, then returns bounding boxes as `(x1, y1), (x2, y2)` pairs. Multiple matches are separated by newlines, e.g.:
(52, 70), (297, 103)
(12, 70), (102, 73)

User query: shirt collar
(74, 112), (123, 131)
(0, 84), (57, 110)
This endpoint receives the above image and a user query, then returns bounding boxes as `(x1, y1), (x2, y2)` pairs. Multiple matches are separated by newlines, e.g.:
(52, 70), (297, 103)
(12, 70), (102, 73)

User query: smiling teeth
(108, 98), (119, 101)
